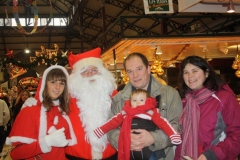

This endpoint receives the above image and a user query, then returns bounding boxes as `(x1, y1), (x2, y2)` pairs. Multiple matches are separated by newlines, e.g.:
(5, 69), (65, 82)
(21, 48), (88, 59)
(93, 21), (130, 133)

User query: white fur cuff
(39, 137), (51, 153)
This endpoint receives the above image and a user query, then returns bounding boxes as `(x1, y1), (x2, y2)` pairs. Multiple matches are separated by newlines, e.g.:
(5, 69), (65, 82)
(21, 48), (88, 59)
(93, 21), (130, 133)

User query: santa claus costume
(6, 65), (77, 160)
(65, 48), (117, 159)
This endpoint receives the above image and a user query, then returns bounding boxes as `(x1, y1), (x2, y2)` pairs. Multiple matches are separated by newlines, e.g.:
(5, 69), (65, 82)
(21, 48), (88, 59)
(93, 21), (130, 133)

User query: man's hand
(130, 129), (154, 151)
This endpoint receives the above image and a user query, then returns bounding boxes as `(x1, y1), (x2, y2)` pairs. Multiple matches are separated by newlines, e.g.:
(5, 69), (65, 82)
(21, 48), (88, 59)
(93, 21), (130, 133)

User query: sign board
(143, 0), (174, 14)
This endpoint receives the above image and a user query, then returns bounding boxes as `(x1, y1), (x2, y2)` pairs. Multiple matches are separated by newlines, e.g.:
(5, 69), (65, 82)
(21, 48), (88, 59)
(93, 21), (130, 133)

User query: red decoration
(6, 49), (14, 58)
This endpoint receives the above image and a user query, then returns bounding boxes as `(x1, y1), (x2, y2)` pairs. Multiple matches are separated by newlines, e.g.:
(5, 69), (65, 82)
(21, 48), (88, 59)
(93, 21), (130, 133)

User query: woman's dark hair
(178, 56), (225, 98)
(42, 69), (70, 114)
(123, 52), (149, 70)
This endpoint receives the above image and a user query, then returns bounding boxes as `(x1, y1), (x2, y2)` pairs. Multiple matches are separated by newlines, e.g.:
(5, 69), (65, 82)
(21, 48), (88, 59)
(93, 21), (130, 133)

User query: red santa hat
(68, 47), (103, 71)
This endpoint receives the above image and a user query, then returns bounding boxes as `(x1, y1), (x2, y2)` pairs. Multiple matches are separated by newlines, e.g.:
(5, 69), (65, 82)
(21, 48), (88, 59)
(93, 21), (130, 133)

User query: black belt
(0, 126), (4, 131)
(66, 152), (118, 160)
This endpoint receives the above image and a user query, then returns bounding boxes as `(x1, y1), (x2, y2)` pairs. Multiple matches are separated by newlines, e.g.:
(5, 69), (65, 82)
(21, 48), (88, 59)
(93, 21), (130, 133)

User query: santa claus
(65, 47), (118, 159)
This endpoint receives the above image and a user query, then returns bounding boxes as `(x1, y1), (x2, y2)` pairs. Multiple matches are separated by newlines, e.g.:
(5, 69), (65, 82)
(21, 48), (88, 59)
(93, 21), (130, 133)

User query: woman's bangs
(47, 69), (67, 82)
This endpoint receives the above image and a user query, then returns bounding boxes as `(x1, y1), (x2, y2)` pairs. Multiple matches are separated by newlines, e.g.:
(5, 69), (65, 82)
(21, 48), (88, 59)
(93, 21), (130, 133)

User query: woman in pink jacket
(175, 56), (240, 160)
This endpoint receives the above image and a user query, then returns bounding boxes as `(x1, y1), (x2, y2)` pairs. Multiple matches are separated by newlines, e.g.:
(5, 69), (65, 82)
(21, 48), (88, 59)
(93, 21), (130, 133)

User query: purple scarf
(179, 87), (214, 160)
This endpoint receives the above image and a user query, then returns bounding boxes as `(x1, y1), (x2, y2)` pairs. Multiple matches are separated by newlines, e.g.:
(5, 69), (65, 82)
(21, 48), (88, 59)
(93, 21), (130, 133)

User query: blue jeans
(149, 152), (157, 160)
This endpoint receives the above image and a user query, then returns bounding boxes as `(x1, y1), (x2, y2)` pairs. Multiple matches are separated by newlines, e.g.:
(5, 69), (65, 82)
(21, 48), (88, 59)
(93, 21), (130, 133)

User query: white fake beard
(69, 73), (115, 152)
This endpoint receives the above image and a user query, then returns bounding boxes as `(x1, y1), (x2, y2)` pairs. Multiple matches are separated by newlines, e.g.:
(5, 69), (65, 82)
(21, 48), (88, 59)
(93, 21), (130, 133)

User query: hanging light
(235, 69), (240, 78)
(24, 48), (30, 53)
(151, 53), (164, 76)
(156, 46), (162, 54)
(227, 0), (235, 13)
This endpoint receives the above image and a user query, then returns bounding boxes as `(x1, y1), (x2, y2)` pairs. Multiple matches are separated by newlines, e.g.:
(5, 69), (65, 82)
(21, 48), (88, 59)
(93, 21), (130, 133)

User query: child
(94, 89), (181, 160)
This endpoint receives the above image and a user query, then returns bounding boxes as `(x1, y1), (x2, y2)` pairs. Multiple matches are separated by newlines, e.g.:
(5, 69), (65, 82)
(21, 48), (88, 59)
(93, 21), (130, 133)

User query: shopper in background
(11, 89), (31, 124)
(108, 52), (182, 160)
(0, 94), (11, 137)
(6, 65), (76, 160)
(175, 56), (240, 160)
(0, 99), (10, 152)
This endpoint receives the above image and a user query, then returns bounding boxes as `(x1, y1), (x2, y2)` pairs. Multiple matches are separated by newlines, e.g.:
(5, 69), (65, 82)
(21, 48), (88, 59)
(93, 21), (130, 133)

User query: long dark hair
(178, 56), (225, 98)
(42, 69), (70, 114)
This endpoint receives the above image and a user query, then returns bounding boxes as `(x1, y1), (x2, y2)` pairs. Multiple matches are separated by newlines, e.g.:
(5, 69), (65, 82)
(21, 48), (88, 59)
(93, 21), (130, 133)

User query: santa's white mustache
(82, 74), (100, 82)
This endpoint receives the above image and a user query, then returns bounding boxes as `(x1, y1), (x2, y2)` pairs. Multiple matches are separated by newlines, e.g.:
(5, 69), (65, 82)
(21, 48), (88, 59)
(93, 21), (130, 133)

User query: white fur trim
(39, 137), (51, 153)
(135, 114), (152, 120)
(53, 116), (58, 125)
(62, 114), (77, 146)
(39, 65), (69, 102)
(91, 149), (103, 159)
(73, 58), (103, 72)
(39, 105), (47, 140)
(5, 137), (37, 145)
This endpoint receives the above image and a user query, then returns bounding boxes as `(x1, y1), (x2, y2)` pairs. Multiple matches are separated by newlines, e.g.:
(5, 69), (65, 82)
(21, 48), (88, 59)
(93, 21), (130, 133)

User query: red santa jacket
(65, 97), (117, 159)
(7, 102), (72, 160)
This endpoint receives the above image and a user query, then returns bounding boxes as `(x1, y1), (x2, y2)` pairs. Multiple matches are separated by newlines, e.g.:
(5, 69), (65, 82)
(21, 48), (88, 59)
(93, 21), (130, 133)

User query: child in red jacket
(94, 89), (181, 160)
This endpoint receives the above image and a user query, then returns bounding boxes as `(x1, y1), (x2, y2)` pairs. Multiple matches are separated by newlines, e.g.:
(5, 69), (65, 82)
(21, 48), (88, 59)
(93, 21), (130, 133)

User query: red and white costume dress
(6, 65), (77, 160)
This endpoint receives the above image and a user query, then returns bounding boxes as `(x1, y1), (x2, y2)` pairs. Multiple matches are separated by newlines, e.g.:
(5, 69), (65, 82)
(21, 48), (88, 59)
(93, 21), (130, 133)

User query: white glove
(44, 128), (68, 147)
(22, 97), (37, 109)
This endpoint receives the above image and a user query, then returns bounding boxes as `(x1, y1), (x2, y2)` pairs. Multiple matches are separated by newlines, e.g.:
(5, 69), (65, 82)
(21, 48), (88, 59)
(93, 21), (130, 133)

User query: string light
(227, 0), (235, 13)
(232, 44), (240, 78)
(156, 46), (162, 54)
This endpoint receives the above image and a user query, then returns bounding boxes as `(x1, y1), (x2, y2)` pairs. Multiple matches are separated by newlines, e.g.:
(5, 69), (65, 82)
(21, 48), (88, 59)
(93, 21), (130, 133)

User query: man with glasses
(65, 47), (118, 160)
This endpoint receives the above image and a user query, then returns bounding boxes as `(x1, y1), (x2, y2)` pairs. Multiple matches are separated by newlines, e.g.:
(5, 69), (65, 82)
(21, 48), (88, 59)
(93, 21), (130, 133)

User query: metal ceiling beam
(118, 15), (240, 38)
(68, 0), (88, 28)
(92, 14), (240, 51)
(81, 7), (158, 41)
(1, 29), (6, 53)
(106, 0), (144, 15)
(105, 0), (184, 29)
(0, 27), (94, 46)
(40, 0), (69, 16)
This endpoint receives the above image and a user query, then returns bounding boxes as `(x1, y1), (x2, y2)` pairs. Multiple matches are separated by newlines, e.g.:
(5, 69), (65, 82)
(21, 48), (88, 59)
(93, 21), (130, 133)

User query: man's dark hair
(123, 52), (149, 70)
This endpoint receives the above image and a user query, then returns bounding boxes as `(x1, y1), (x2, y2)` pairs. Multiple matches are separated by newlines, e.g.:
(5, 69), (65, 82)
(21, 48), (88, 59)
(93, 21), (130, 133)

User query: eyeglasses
(81, 68), (98, 76)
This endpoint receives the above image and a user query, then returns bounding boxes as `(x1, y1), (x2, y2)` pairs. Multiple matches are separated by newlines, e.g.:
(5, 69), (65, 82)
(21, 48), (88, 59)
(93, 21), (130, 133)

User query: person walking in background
(174, 56), (240, 160)
(11, 89), (31, 124)
(94, 89), (181, 160)
(6, 65), (76, 160)
(0, 94), (11, 138)
(108, 52), (182, 160)
(0, 99), (10, 152)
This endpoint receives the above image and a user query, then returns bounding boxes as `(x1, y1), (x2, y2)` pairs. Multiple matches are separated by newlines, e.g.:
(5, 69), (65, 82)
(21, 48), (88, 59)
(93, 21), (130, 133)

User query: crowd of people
(0, 47), (240, 160)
